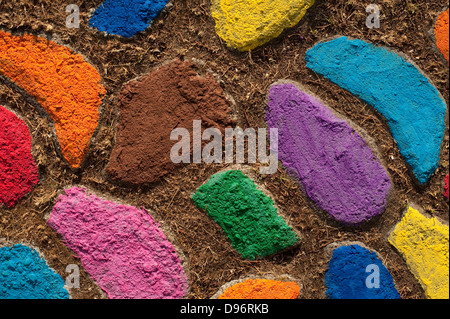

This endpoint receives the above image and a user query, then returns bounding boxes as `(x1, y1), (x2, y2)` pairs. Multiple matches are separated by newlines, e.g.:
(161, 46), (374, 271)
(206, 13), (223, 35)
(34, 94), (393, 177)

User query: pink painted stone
(47, 187), (188, 299)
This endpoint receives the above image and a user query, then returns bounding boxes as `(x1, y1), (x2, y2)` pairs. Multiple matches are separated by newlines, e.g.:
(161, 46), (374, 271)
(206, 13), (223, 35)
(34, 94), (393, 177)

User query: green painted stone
(193, 170), (299, 259)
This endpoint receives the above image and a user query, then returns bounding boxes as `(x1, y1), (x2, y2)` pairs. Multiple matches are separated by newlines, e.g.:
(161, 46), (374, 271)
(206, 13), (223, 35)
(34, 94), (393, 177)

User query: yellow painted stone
(211, 0), (315, 51)
(389, 207), (449, 299)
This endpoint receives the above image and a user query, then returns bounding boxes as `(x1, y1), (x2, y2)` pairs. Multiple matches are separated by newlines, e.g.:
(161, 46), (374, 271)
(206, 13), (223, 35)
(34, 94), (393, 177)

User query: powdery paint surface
(90, 0), (171, 37)
(0, 244), (69, 299)
(211, 0), (315, 51)
(0, 31), (106, 168)
(389, 207), (449, 299)
(305, 36), (447, 184)
(193, 170), (299, 260)
(0, 106), (39, 208)
(434, 8), (449, 64)
(266, 83), (391, 225)
(219, 279), (300, 299)
(106, 59), (233, 185)
(47, 187), (188, 299)
(325, 244), (400, 299)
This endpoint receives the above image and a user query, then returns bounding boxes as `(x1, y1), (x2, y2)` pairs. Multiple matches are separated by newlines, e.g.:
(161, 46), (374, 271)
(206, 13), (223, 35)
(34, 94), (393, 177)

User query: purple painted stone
(266, 82), (391, 225)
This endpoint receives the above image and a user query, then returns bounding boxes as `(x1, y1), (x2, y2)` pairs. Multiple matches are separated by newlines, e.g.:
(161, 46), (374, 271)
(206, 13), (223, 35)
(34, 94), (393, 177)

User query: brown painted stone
(106, 59), (233, 185)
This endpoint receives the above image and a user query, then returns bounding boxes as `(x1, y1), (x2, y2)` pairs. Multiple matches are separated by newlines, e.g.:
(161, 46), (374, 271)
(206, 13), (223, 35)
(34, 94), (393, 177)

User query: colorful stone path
(0, 2), (449, 300)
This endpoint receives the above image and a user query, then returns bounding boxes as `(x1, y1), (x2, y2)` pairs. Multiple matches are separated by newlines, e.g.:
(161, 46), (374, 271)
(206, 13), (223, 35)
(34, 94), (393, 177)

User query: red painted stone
(0, 106), (39, 208)
(445, 174), (449, 199)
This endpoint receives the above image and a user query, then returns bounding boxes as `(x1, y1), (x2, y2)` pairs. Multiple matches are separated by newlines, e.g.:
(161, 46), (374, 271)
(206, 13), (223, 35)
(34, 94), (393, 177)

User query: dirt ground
(0, 0), (448, 299)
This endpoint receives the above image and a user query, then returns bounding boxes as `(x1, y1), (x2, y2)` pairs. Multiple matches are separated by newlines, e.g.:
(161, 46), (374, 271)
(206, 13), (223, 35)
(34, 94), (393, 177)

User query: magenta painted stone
(266, 83), (391, 225)
(47, 187), (188, 299)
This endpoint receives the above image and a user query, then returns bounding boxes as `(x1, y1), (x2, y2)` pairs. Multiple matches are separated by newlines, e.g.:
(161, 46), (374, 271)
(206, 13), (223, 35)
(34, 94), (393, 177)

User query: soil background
(0, 0), (448, 299)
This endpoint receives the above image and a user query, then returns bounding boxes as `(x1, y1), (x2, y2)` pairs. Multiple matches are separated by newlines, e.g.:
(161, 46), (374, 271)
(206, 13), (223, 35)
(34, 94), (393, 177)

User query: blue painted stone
(306, 36), (447, 184)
